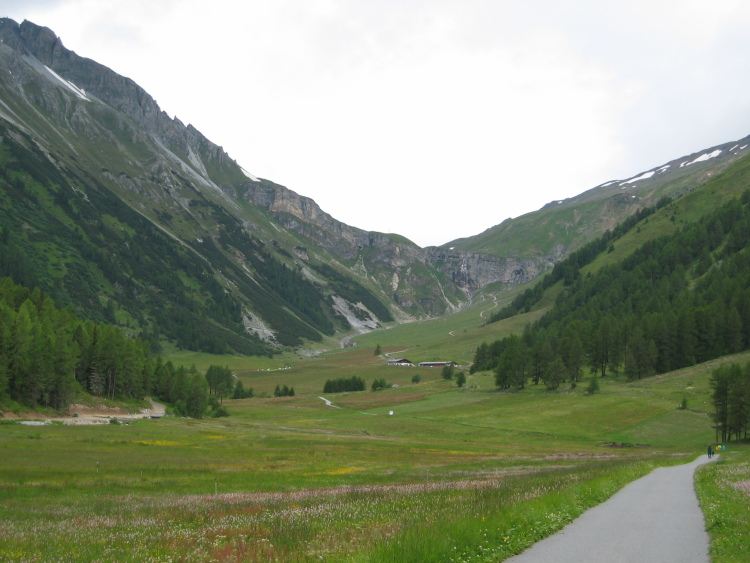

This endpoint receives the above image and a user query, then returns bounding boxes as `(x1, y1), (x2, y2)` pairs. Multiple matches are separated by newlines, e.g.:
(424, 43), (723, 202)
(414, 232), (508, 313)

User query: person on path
(707, 445), (713, 458)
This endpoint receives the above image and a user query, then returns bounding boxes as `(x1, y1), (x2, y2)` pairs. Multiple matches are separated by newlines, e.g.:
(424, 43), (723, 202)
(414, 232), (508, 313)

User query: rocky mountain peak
(16, 19), (65, 65)
(1, 18), (229, 170)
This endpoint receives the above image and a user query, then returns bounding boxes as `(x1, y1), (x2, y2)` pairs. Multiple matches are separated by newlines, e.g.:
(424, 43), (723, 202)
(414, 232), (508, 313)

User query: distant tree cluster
(274, 384), (295, 397)
(0, 277), (212, 417)
(474, 192), (750, 390)
(205, 365), (233, 399)
(0, 277), (152, 409)
(710, 361), (750, 443)
(152, 360), (209, 418)
(323, 376), (365, 393)
(232, 380), (254, 399)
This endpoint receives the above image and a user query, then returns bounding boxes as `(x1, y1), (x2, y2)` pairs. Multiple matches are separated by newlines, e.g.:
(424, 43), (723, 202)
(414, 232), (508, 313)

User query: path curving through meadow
(507, 454), (715, 563)
(479, 293), (499, 319)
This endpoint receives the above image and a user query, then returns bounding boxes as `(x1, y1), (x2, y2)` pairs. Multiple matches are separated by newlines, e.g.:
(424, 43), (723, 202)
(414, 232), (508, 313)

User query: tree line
(474, 191), (750, 389)
(711, 361), (750, 443)
(274, 384), (296, 397)
(322, 376), (395, 393)
(0, 276), (214, 417)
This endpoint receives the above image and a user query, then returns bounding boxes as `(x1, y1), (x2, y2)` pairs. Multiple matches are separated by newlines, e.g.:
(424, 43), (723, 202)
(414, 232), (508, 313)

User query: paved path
(507, 455), (715, 563)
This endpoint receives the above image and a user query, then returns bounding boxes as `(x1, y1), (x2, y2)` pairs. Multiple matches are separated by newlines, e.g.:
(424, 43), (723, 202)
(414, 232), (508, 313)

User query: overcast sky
(4, 1), (750, 247)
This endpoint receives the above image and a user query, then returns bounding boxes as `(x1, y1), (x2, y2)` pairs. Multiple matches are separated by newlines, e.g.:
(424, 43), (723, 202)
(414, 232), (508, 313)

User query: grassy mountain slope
(449, 138), (750, 260)
(463, 151), (750, 397)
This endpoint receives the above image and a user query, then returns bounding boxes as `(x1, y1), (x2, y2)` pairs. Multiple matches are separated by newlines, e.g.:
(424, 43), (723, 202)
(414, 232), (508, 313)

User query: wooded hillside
(474, 190), (750, 388)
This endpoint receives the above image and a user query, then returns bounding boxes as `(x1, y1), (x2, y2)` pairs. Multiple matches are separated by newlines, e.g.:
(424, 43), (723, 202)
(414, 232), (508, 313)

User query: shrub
(586, 376), (600, 395)
(371, 378), (388, 391)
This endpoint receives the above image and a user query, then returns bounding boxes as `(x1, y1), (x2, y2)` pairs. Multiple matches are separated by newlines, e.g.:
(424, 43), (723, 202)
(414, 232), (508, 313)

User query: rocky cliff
(245, 178), (564, 306)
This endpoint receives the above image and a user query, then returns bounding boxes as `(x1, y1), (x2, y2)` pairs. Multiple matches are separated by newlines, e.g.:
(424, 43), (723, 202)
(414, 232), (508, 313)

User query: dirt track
(8, 397), (166, 425)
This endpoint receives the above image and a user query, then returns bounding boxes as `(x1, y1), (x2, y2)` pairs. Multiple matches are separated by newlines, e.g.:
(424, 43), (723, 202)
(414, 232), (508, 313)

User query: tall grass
(0, 456), (685, 562)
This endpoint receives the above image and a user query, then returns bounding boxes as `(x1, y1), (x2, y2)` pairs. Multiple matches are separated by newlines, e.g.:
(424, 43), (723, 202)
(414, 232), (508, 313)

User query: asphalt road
(506, 455), (715, 563)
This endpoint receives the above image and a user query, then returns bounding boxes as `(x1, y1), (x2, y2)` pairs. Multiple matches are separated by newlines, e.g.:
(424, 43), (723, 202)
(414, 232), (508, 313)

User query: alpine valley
(5, 17), (750, 562)
(1, 17), (749, 356)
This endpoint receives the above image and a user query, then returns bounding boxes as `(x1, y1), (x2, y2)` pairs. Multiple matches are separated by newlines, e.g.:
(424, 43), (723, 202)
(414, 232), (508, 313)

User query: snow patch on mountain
(241, 167), (259, 182)
(44, 66), (90, 101)
(620, 170), (656, 186)
(681, 149), (722, 167)
(187, 147), (209, 178)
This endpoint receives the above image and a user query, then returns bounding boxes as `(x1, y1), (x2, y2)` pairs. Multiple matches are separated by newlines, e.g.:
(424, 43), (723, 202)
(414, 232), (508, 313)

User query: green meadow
(3, 316), (746, 562)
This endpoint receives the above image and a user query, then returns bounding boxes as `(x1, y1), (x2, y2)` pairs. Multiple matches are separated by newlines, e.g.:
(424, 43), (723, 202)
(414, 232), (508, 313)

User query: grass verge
(695, 444), (750, 563)
(362, 455), (689, 562)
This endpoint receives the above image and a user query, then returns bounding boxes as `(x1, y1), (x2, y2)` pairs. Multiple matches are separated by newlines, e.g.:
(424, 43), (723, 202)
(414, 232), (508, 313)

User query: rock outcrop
(240, 174), (555, 315)
(2, 19), (229, 166)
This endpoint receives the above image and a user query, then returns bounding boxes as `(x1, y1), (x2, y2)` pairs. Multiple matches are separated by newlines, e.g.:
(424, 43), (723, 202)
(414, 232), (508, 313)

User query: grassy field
(2, 335), (742, 562)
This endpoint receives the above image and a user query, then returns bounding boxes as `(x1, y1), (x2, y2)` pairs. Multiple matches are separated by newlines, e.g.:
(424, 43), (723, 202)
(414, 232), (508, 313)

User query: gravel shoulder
(507, 455), (716, 563)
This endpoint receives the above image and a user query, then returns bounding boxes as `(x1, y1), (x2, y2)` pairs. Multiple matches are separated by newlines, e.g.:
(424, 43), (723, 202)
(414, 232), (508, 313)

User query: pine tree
(0, 303), (10, 400)
(8, 302), (33, 404)
(560, 329), (584, 382)
(186, 374), (209, 418)
(544, 358), (565, 391)
(710, 364), (734, 442)
(441, 364), (454, 380)
(495, 335), (528, 389)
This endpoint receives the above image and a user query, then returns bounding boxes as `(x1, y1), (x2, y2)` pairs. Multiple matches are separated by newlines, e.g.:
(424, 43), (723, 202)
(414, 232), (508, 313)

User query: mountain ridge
(448, 135), (750, 258)
(1, 16), (747, 353)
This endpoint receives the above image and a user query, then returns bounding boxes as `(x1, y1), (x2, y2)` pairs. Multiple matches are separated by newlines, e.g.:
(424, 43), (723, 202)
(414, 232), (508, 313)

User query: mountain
(0, 18), (548, 353)
(1, 17), (748, 355)
(450, 137), (750, 259)
(471, 149), (750, 388)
